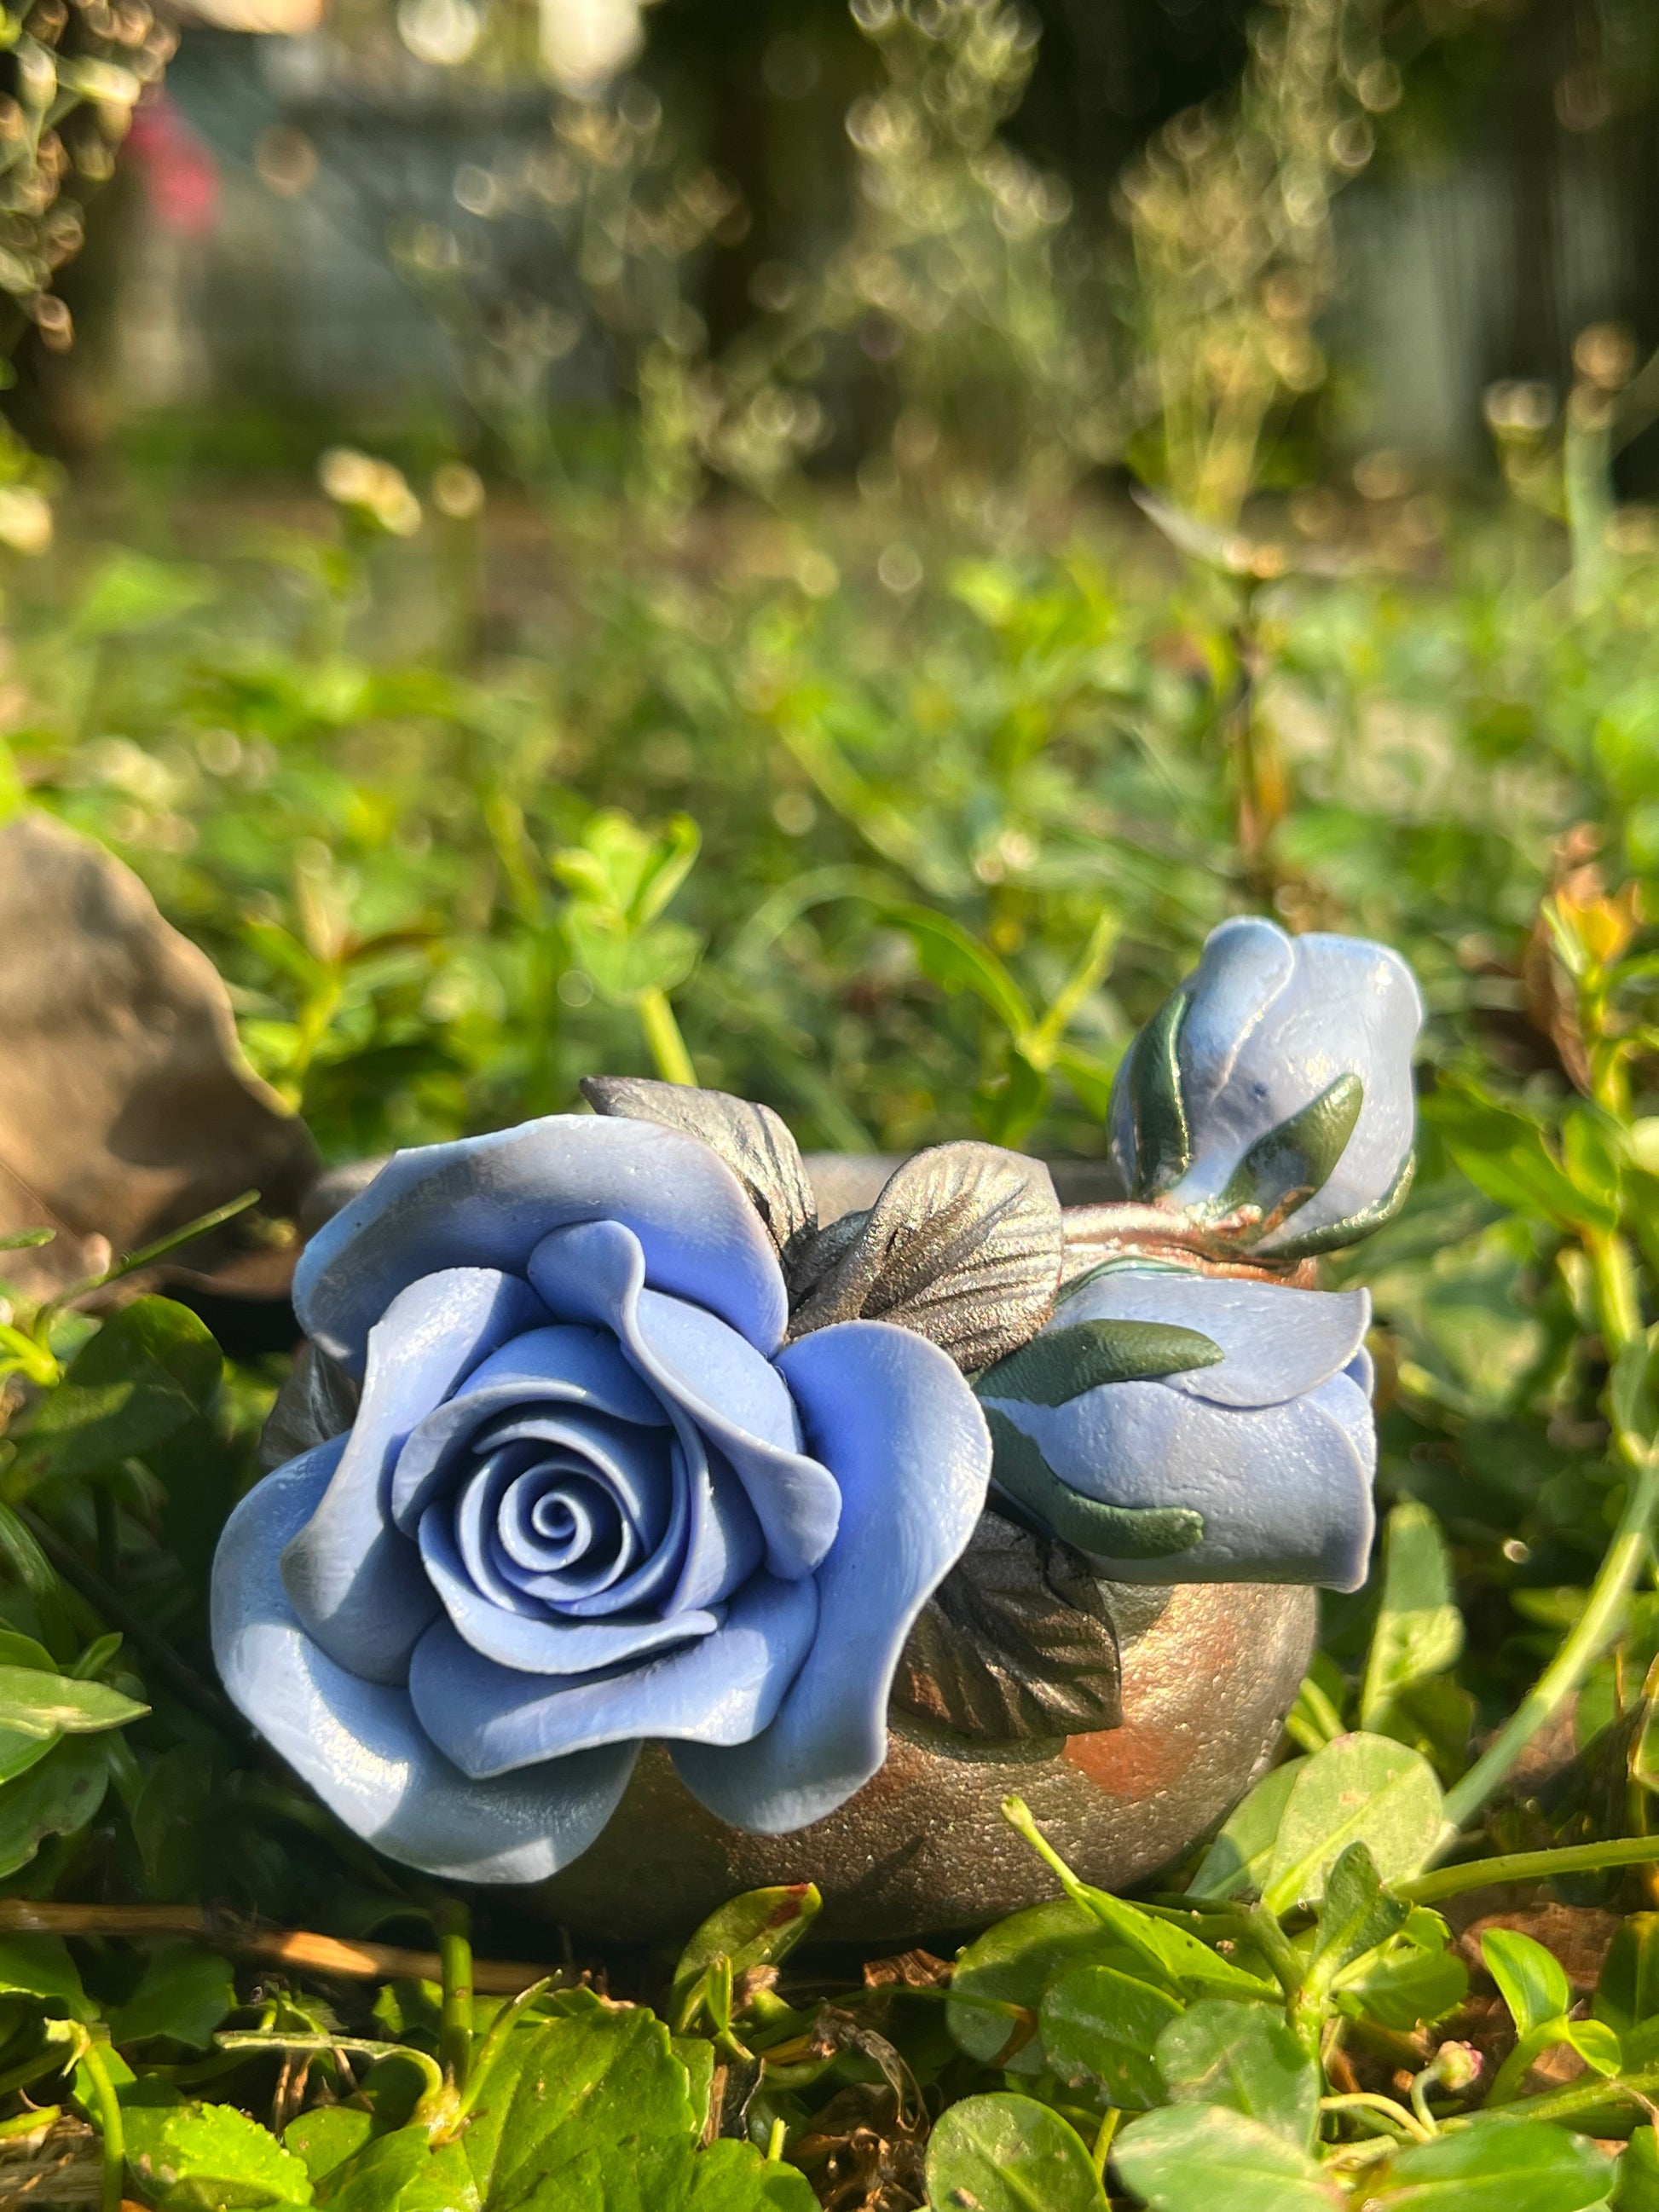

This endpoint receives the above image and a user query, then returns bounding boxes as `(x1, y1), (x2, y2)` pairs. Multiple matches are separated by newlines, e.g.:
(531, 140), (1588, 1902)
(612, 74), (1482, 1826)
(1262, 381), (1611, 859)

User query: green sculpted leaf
(1262, 1734), (1443, 1912)
(1221, 1073), (1363, 1225)
(1372, 2117), (1614, 2209)
(1153, 1999), (1320, 2150)
(977, 1319), (1223, 1405)
(1265, 1152), (1416, 1262)
(986, 1408), (1204, 1559)
(923, 2093), (1107, 2212)
(1041, 1965), (1182, 2110)
(1112, 2103), (1340, 2212)
(1129, 990), (1191, 1198)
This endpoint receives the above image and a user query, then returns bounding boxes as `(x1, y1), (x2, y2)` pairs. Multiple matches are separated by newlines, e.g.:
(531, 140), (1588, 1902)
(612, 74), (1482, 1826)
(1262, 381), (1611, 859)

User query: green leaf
(1483, 1928), (1572, 2038)
(109, 1943), (237, 2048)
(0, 1663), (147, 1740)
(461, 2005), (700, 2209)
(282, 2109), (377, 2189)
(521, 2137), (817, 2211)
(1308, 1841), (1408, 1985)
(923, 2092), (1107, 2212)
(0, 1931), (90, 2016)
(1595, 1913), (1659, 2030)
(887, 905), (1034, 1039)
(1333, 1938), (1469, 2031)
(1053, 1882), (1278, 2004)
(1153, 1999), (1320, 2151)
(1040, 1965), (1182, 2110)
(1426, 1089), (1618, 1236)
(1361, 1504), (1464, 1733)
(986, 1408), (1205, 1559)
(1112, 2102), (1339, 2211)
(978, 1319), (1223, 1406)
(946, 1898), (1143, 2072)
(0, 1735), (110, 1878)
(1564, 2018), (1622, 2076)
(1053, 1043), (1118, 1120)
(316, 2126), (477, 2212)
(1372, 2117), (1615, 2209)
(123, 2099), (315, 2209)
(1220, 1074), (1364, 1224)
(16, 1297), (223, 1483)
(564, 911), (702, 1002)
(670, 1883), (821, 2031)
(1262, 1734), (1443, 1912)
(1127, 990), (1192, 1198)
(1188, 1759), (1305, 1902)
(1613, 2127), (1659, 2211)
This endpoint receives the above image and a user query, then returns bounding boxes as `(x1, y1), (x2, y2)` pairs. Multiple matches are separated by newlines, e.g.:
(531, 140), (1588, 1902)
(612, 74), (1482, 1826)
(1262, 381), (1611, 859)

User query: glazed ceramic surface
(529, 1577), (1315, 1942)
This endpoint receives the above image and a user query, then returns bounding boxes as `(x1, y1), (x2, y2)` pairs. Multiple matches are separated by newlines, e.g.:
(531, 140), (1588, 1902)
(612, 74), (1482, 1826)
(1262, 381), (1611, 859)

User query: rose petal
(213, 1447), (639, 1882)
(1046, 1271), (1371, 1409)
(388, 1326), (668, 1532)
(407, 1572), (818, 1780)
(280, 1268), (545, 1684)
(527, 1220), (842, 1581)
(419, 1504), (722, 1674)
(296, 1115), (789, 1373)
(992, 1372), (1375, 1590)
(673, 1319), (991, 1835)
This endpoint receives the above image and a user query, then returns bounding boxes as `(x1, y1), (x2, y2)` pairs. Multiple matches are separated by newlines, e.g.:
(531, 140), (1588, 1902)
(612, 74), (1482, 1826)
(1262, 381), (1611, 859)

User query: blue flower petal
(407, 1572), (818, 1780)
(280, 1268), (545, 1684)
(296, 1114), (789, 1374)
(673, 1320), (991, 1835)
(388, 1326), (668, 1532)
(996, 1372), (1375, 1590)
(212, 1447), (639, 1881)
(418, 1504), (721, 1674)
(528, 1221), (842, 1581)
(1048, 1270), (1371, 1408)
(1173, 915), (1298, 1131)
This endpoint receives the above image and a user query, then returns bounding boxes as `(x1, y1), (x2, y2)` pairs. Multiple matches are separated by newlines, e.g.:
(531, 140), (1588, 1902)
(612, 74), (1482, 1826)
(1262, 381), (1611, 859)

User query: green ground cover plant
(0, 460), (1656, 2206)
(5, 0), (1659, 2201)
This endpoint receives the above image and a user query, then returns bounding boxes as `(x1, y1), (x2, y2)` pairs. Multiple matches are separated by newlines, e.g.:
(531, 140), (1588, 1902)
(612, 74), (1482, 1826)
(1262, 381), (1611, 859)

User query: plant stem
(1318, 2091), (1431, 2144)
(434, 1897), (474, 2091)
(78, 2036), (125, 2212)
(1091, 2105), (1121, 2180)
(1438, 1228), (1654, 1840)
(636, 987), (697, 1086)
(1400, 1834), (1659, 1905)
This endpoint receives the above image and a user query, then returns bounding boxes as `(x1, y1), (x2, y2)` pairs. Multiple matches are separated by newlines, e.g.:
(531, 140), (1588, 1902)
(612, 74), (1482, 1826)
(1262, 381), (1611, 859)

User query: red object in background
(126, 95), (222, 238)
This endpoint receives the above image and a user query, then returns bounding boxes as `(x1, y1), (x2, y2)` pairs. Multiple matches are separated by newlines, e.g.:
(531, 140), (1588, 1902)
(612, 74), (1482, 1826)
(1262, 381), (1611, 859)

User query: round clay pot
(529, 1577), (1315, 1943)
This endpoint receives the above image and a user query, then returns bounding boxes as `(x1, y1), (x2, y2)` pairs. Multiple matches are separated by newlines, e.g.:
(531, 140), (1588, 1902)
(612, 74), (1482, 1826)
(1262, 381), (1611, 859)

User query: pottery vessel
(528, 1574), (1314, 1942)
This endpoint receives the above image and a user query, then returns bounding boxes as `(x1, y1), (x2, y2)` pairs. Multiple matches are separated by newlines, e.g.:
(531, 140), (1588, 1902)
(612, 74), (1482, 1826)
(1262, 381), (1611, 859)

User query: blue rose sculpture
(980, 915), (1421, 1592)
(978, 1270), (1377, 1590)
(211, 1094), (1059, 1882)
(212, 918), (1422, 1879)
(1107, 915), (1423, 1257)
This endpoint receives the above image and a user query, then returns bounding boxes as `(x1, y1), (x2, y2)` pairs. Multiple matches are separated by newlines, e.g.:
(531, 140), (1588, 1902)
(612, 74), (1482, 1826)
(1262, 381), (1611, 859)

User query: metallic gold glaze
(529, 1579), (1315, 1942)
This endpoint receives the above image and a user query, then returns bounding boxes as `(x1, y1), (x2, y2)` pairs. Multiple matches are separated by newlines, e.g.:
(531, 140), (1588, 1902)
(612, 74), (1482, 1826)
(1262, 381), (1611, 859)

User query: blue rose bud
(977, 1267), (1376, 1591)
(1108, 917), (1423, 1256)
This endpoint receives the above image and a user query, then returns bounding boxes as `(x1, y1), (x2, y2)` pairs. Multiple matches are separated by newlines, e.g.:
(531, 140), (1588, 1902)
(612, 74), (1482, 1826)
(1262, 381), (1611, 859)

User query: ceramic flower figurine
(1107, 915), (1420, 1256)
(211, 915), (1423, 1891)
